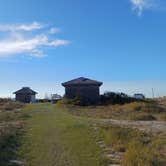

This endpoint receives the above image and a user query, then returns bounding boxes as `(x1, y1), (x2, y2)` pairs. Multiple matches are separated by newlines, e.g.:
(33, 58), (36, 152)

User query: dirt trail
(99, 119), (166, 133)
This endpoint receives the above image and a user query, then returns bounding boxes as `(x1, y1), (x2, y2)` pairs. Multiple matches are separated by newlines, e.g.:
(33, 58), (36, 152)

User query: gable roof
(13, 87), (38, 95)
(62, 77), (103, 86)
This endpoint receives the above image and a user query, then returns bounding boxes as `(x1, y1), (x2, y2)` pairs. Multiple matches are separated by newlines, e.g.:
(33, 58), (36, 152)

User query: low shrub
(100, 92), (140, 105)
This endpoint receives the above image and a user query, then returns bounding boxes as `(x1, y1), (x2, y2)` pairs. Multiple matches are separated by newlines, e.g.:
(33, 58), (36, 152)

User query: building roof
(62, 77), (103, 86)
(13, 87), (38, 94)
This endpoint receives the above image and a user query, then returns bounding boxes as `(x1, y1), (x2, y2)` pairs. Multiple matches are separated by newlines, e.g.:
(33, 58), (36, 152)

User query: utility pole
(152, 88), (155, 99)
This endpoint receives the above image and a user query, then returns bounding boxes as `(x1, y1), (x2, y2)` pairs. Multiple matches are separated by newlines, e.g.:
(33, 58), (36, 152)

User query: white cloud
(130, 0), (157, 16)
(0, 22), (70, 58)
(48, 39), (70, 47)
(0, 33), (69, 58)
(49, 27), (60, 34)
(30, 49), (46, 58)
(0, 22), (43, 31)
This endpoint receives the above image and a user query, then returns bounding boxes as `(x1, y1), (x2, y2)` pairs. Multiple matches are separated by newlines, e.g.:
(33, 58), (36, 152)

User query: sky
(0, 0), (166, 98)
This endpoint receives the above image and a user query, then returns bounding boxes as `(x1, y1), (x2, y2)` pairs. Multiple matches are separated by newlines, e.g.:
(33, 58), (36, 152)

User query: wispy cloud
(49, 27), (60, 34)
(0, 22), (43, 31)
(0, 22), (70, 58)
(130, 0), (158, 16)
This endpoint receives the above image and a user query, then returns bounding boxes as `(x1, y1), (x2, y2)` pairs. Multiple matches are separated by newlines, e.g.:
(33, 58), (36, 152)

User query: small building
(62, 77), (103, 105)
(13, 87), (38, 103)
(51, 94), (62, 103)
(133, 93), (145, 99)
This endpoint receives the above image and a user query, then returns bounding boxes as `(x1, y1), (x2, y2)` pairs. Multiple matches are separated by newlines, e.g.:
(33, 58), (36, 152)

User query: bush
(100, 92), (140, 105)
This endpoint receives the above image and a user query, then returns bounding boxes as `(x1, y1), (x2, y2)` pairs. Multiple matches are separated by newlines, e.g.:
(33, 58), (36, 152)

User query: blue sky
(0, 0), (166, 98)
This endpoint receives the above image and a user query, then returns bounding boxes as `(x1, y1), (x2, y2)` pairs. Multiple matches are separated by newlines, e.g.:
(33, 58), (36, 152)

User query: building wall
(31, 95), (36, 103)
(134, 94), (145, 99)
(65, 85), (100, 104)
(16, 94), (35, 103)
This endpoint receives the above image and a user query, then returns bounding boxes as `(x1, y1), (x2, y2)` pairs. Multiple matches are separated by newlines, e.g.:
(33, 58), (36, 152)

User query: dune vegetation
(0, 101), (165, 166)
(63, 100), (166, 121)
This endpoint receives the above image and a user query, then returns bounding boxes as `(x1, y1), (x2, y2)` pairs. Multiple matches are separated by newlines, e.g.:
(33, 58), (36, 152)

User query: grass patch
(0, 125), (22, 166)
(0, 104), (27, 166)
(128, 112), (156, 121)
(0, 110), (30, 123)
(0, 102), (24, 111)
(98, 125), (150, 152)
(18, 104), (107, 166)
(124, 138), (166, 166)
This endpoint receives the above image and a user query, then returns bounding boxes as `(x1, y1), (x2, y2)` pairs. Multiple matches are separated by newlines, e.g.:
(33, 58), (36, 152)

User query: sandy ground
(100, 119), (166, 133)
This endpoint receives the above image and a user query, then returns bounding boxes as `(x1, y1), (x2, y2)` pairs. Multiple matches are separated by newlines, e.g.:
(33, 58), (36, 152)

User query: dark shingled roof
(13, 87), (38, 94)
(62, 77), (103, 86)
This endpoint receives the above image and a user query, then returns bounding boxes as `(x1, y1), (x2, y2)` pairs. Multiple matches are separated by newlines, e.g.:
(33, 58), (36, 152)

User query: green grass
(98, 125), (150, 152)
(18, 104), (107, 166)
